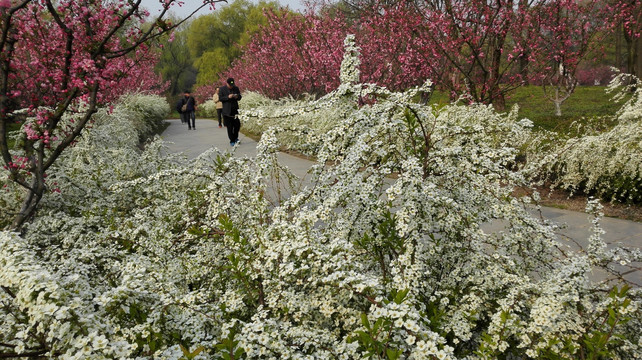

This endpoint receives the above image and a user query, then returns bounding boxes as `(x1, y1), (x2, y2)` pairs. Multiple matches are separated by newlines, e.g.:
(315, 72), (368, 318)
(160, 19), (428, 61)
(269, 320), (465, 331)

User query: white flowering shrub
(538, 73), (642, 203)
(115, 93), (170, 140)
(240, 89), (286, 109)
(199, 99), (218, 118)
(239, 36), (366, 156)
(239, 91), (344, 155)
(1, 37), (641, 359)
(340, 34), (361, 85)
(0, 94), (169, 229)
(199, 91), (273, 119)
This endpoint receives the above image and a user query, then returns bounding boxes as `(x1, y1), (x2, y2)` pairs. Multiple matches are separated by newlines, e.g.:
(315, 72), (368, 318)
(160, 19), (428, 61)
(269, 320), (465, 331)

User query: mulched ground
(517, 186), (642, 223)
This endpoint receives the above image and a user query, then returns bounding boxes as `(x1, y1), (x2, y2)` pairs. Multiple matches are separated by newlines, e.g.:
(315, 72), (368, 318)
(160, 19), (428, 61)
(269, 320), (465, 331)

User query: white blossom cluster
(200, 90), (277, 120)
(199, 100), (218, 119)
(1, 40), (641, 359)
(339, 34), (361, 85)
(536, 72), (642, 203)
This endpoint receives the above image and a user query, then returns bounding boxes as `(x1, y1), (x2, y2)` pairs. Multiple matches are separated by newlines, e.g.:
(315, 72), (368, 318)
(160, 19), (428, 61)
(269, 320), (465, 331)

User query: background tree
(194, 47), (230, 87)
(228, 0), (544, 103)
(532, 0), (609, 116)
(156, 24), (197, 96)
(186, 0), (280, 87)
(420, 0), (544, 109)
(222, 0), (629, 107)
(225, 3), (443, 98)
(355, 2), (442, 92)
(224, 9), (348, 98)
(614, 0), (642, 84)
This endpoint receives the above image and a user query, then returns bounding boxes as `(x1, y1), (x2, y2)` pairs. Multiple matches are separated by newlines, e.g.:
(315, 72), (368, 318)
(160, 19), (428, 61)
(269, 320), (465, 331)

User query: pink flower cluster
(214, 0), (615, 104)
(5, 0), (168, 143)
(4, 155), (30, 171)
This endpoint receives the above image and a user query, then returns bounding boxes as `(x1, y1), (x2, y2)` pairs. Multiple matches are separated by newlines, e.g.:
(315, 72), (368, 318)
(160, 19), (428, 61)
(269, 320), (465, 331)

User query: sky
(139, 0), (305, 18)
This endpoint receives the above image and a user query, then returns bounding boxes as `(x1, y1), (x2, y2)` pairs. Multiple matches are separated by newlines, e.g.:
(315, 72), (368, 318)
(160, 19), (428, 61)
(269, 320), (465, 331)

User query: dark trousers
(224, 115), (240, 142)
(182, 111), (195, 129)
(216, 109), (223, 126)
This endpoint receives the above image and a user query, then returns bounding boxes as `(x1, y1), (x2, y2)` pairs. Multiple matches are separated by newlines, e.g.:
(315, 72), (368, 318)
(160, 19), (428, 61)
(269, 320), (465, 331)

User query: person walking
(179, 90), (197, 130)
(212, 87), (224, 128)
(219, 78), (242, 146)
(176, 98), (186, 123)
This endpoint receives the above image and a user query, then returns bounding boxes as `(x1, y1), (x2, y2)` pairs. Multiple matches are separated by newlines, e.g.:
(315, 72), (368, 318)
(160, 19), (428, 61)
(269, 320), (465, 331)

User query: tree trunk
(489, 29), (506, 110)
(615, 23), (622, 70)
(518, 0), (529, 84)
(636, 34), (642, 79)
(11, 178), (45, 230)
(554, 99), (562, 116)
(494, 92), (506, 111)
(624, 29), (635, 76)
(520, 53), (529, 85)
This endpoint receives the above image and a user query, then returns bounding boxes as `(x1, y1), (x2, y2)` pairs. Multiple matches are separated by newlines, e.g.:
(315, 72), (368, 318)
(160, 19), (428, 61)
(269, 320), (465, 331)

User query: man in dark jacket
(176, 98), (186, 124)
(178, 90), (197, 130)
(219, 78), (242, 146)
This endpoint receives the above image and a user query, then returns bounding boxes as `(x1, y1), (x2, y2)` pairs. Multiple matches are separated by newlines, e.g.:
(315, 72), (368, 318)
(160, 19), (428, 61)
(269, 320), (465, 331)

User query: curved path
(161, 118), (312, 178)
(161, 118), (642, 285)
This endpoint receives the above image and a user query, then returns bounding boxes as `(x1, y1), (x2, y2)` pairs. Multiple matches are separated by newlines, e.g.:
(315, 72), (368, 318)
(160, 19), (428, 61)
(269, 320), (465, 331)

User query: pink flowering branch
(0, 0), (224, 230)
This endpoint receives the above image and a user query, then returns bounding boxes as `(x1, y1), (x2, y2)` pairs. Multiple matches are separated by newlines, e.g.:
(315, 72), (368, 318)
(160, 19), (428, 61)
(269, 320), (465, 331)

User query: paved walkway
(162, 118), (312, 178)
(162, 118), (642, 285)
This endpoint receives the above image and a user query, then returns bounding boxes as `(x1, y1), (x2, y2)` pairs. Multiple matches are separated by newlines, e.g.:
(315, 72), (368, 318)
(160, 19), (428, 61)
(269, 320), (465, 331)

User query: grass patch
(5, 122), (21, 149)
(428, 85), (626, 135)
(425, 89), (451, 108)
(505, 86), (624, 133)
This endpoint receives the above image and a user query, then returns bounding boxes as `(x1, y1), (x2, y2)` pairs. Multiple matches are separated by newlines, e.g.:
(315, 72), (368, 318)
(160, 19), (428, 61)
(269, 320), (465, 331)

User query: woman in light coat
(213, 88), (224, 128)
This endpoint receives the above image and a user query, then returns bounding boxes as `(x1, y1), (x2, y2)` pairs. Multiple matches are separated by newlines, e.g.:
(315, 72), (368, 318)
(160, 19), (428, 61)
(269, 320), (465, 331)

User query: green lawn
(429, 85), (626, 135)
(5, 122), (20, 149)
(505, 86), (624, 133)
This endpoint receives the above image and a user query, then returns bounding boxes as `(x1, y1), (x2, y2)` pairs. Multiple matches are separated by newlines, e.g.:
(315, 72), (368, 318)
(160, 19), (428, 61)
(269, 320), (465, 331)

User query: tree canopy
(185, 0), (281, 87)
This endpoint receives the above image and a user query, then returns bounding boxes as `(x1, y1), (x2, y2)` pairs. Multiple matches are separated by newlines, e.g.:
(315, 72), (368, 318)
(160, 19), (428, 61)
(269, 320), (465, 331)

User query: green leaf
(397, 289), (410, 304)
(358, 332), (371, 346)
(180, 344), (189, 355)
(361, 313), (371, 330)
(618, 284), (630, 298)
(373, 318), (384, 333)
(500, 310), (511, 322)
(386, 348), (401, 360)
(192, 346), (205, 356)
(149, 339), (158, 352)
(623, 298), (631, 308)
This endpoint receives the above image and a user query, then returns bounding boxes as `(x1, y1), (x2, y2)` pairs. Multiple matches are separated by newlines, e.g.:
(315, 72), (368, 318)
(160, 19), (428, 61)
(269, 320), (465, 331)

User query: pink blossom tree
(355, 3), (444, 92)
(531, 0), (610, 116)
(419, 0), (544, 109)
(0, 0), (220, 230)
(219, 0), (615, 110)
(221, 4), (441, 99)
(223, 1), (539, 105)
(222, 9), (348, 99)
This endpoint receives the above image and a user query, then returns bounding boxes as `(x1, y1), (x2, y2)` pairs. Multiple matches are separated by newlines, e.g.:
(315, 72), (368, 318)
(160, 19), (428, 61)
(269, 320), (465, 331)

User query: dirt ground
(517, 186), (642, 223)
